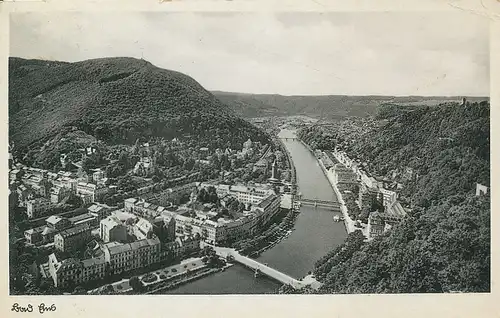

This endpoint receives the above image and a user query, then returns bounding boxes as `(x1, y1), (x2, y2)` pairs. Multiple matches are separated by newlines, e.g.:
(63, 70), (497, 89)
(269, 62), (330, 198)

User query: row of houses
(10, 164), (113, 219)
(24, 203), (114, 246)
(47, 231), (201, 288)
(123, 182), (281, 246)
(320, 149), (408, 240)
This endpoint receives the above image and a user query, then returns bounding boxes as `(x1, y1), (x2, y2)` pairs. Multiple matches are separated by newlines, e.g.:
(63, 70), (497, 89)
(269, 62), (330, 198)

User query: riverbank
(145, 263), (234, 294)
(296, 137), (357, 234)
(235, 207), (300, 258)
(316, 157), (357, 234)
(88, 257), (229, 295)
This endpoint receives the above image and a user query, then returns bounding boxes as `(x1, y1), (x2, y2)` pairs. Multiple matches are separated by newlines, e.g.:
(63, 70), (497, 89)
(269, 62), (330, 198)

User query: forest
(295, 101), (490, 293)
(9, 57), (270, 167)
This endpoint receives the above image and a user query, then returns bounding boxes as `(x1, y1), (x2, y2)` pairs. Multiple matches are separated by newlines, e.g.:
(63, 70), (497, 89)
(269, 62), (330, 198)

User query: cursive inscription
(38, 304), (56, 314)
(11, 303), (56, 314)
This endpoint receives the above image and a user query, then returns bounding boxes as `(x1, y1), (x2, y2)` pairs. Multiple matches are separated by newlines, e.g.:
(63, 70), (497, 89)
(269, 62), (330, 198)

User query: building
(367, 200), (407, 240)
(384, 201), (407, 223)
(243, 138), (253, 149)
(201, 193), (280, 246)
(16, 184), (32, 206)
(329, 163), (358, 184)
(24, 216), (72, 245)
(124, 198), (165, 218)
(24, 227), (44, 245)
(91, 169), (106, 184)
(201, 183), (276, 206)
(133, 218), (154, 240)
(22, 175), (49, 197)
(69, 213), (98, 228)
(48, 253), (106, 288)
(367, 212), (385, 239)
(76, 182), (109, 203)
(379, 188), (397, 207)
(10, 169), (22, 182)
(173, 235), (201, 257)
(26, 198), (55, 219)
(46, 215), (73, 231)
(87, 203), (113, 222)
(476, 183), (488, 196)
(102, 237), (161, 275)
(54, 224), (92, 252)
(152, 213), (176, 243)
(50, 186), (71, 204)
(133, 157), (155, 176)
(100, 216), (128, 243)
(280, 193), (293, 209)
(51, 174), (78, 192)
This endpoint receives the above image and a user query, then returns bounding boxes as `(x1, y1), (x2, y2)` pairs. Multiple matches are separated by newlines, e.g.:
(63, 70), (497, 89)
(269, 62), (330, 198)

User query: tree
(238, 202), (246, 213)
(228, 199), (240, 213)
(197, 188), (208, 203)
(129, 276), (143, 293)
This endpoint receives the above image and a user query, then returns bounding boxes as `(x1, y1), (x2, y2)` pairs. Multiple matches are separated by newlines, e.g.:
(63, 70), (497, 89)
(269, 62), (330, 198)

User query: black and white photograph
(7, 10), (490, 297)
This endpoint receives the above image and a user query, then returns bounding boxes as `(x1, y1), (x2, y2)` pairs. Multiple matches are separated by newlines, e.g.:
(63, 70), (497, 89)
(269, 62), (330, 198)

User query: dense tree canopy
(298, 101), (490, 294)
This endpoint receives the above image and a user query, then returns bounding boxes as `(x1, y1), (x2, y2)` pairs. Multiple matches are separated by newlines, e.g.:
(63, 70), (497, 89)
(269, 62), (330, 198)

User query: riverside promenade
(316, 151), (370, 237)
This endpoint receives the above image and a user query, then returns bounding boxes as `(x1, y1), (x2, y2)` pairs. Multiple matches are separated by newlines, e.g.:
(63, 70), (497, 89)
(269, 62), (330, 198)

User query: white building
(379, 188), (397, 207)
(100, 216), (128, 243)
(76, 182), (108, 203)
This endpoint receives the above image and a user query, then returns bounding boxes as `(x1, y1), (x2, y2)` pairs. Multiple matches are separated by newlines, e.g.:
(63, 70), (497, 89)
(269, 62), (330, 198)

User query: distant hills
(9, 57), (269, 165)
(213, 91), (488, 119)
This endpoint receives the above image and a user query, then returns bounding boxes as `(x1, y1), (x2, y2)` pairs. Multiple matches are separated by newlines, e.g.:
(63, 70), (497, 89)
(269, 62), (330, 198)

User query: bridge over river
(213, 246), (322, 290)
(280, 137), (298, 141)
(298, 198), (341, 211)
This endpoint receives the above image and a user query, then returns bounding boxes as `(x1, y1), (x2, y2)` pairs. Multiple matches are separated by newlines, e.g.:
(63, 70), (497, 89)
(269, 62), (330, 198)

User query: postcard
(1, 0), (498, 317)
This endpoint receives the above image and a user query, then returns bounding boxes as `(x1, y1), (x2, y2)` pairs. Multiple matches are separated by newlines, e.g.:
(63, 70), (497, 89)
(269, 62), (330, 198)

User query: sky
(10, 12), (489, 96)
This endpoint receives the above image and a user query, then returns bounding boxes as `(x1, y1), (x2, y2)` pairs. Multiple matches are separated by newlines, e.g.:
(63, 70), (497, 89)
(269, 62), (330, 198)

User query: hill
(9, 57), (270, 166)
(295, 101), (490, 293)
(213, 91), (488, 119)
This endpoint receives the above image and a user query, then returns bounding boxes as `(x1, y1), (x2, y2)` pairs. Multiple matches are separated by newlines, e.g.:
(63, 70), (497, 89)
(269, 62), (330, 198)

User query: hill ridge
(9, 57), (269, 168)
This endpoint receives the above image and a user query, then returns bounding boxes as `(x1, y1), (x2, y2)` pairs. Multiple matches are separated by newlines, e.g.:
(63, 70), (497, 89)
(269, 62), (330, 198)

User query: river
(165, 129), (347, 294)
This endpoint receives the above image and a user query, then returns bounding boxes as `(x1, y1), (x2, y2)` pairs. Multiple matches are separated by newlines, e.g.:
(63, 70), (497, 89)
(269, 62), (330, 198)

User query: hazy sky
(10, 12), (489, 96)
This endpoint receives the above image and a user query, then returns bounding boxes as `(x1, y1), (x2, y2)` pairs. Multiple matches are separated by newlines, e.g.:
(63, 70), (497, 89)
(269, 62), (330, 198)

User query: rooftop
(57, 224), (91, 238)
(25, 225), (45, 235)
(105, 237), (160, 255)
(70, 213), (96, 224)
(46, 215), (65, 225)
(101, 216), (122, 228)
(81, 256), (106, 268)
(256, 194), (278, 209)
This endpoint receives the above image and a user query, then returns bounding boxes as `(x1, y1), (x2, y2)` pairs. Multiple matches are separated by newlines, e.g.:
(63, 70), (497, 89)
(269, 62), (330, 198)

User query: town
(9, 108), (490, 295)
(9, 136), (301, 294)
(9, 116), (413, 294)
